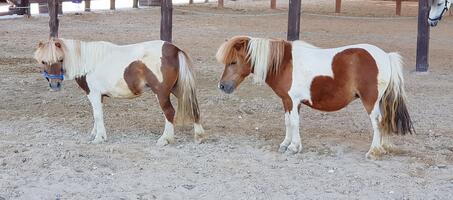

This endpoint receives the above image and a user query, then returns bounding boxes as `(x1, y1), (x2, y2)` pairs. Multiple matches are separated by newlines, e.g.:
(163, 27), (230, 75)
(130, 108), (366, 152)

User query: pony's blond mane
(33, 38), (113, 79)
(215, 36), (250, 65)
(216, 36), (289, 83)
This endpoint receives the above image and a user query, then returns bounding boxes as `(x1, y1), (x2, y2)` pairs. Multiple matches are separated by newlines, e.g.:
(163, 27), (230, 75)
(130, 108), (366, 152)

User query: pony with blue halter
(429, 0), (451, 26)
(34, 38), (207, 145)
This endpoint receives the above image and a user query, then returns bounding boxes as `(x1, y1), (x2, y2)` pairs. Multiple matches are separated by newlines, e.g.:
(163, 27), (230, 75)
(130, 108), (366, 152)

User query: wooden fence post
(48, 0), (59, 37)
(287, 0), (301, 41)
(189, 0), (193, 4)
(218, 0), (223, 8)
(133, 0), (138, 8)
(271, 0), (276, 9)
(396, 0), (402, 16)
(85, 0), (91, 11)
(160, 0), (172, 42)
(110, 0), (115, 10)
(415, 0), (430, 72)
(335, 0), (341, 13)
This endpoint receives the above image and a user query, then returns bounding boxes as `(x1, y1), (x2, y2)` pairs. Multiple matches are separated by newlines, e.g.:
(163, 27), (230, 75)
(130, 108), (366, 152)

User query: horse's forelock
(216, 36), (250, 64)
(34, 38), (66, 63)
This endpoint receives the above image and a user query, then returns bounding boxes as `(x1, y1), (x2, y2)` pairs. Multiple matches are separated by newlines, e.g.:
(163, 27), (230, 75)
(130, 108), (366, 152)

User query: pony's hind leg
(156, 94), (175, 146)
(381, 134), (395, 153)
(87, 92), (107, 144)
(366, 103), (387, 159)
(193, 123), (206, 144)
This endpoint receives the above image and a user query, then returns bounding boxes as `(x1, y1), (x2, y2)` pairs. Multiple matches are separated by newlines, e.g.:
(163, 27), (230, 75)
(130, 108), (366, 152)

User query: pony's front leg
(87, 92), (107, 143)
(287, 101), (302, 154)
(156, 95), (175, 146)
(278, 112), (293, 153)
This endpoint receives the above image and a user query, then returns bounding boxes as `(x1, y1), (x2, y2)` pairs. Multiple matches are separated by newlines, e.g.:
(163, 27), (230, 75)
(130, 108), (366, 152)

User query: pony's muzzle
(428, 20), (439, 27)
(49, 82), (62, 91)
(219, 81), (236, 94)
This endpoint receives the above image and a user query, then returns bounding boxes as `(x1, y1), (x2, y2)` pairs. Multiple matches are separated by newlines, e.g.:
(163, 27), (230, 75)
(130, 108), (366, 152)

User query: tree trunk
(85, 0), (91, 11)
(396, 0), (402, 16)
(133, 0), (138, 8)
(110, 0), (115, 10)
(335, 0), (341, 13)
(48, 0), (59, 37)
(287, 0), (301, 41)
(218, 0), (223, 8)
(160, 0), (172, 42)
(415, 0), (430, 72)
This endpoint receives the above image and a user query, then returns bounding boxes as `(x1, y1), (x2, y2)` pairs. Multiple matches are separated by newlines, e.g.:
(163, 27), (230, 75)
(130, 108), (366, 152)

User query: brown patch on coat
(305, 48), (378, 114)
(265, 40), (294, 112)
(123, 42), (201, 125)
(124, 60), (161, 95)
(75, 75), (90, 94)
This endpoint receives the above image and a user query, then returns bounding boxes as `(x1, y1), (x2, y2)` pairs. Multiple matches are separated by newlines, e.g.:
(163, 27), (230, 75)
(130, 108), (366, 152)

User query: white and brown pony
(216, 36), (414, 159)
(429, 0), (451, 26)
(34, 38), (206, 145)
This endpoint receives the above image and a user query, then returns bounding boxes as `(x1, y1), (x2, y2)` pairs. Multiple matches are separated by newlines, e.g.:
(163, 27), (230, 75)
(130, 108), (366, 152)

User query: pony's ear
(234, 41), (246, 51)
(38, 41), (44, 48)
(55, 42), (62, 48)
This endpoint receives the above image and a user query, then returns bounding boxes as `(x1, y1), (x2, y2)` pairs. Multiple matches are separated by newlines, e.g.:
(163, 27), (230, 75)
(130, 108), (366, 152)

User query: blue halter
(42, 70), (65, 80)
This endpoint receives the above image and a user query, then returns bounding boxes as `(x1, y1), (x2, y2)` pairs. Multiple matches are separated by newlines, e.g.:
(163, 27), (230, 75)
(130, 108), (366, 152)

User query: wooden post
(110, 0), (115, 10)
(160, 0), (172, 42)
(21, 0), (31, 17)
(335, 0), (341, 13)
(396, 0), (402, 16)
(85, 0), (91, 11)
(48, 0), (59, 37)
(415, 0), (430, 72)
(271, 0), (276, 9)
(189, 0), (193, 4)
(287, 0), (301, 41)
(133, 0), (138, 8)
(218, 0), (223, 8)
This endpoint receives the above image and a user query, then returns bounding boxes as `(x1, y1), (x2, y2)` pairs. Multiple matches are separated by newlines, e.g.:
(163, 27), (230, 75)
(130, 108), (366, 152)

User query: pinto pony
(34, 38), (206, 145)
(429, 0), (451, 26)
(216, 36), (414, 158)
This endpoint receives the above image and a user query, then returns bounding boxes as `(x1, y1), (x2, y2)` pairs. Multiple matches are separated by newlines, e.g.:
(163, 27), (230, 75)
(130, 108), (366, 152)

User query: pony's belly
(106, 79), (141, 99)
(304, 76), (356, 112)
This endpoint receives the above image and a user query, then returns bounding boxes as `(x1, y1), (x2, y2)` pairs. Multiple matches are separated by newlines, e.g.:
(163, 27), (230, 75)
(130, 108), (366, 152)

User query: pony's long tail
(174, 50), (200, 125)
(379, 53), (415, 135)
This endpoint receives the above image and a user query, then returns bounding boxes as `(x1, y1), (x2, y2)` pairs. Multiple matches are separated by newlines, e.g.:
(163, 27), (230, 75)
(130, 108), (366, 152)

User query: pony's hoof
(194, 133), (207, 144)
(157, 137), (174, 146)
(278, 145), (288, 153)
(382, 143), (395, 153)
(89, 136), (106, 144)
(287, 143), (302, 154)
(366, 146), (386, 159)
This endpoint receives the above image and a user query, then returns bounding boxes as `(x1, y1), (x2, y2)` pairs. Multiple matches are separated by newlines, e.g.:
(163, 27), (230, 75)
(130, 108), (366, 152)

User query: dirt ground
(1, 0), (453, 199)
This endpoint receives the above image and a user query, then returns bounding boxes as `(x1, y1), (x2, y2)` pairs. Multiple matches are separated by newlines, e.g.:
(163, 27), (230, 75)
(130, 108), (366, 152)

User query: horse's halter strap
(429, 0), (450, 21)
(42, 69), (64, 80)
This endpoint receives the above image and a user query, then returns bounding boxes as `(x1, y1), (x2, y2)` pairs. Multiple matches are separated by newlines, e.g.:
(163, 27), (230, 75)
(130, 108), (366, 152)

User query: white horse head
(429, 0), (451, 26)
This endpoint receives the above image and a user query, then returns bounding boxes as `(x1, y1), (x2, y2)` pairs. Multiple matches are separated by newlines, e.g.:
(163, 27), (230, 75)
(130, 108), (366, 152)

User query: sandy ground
(1, 0), (453, 199)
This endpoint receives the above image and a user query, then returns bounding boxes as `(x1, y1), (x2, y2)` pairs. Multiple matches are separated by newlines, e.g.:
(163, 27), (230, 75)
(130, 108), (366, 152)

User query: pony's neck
(62, 39), (112, 79)
(248, 38), (289, 84)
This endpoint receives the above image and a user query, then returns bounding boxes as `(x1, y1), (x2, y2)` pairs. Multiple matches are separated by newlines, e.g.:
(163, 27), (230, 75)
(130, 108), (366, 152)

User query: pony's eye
(230, 61), (237, 65)
(59, 59), (63, 62)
